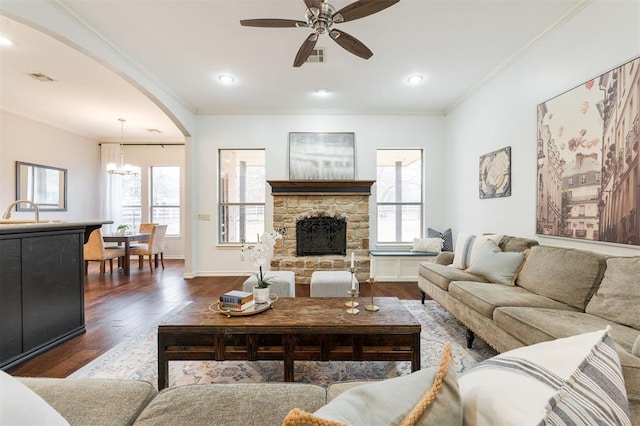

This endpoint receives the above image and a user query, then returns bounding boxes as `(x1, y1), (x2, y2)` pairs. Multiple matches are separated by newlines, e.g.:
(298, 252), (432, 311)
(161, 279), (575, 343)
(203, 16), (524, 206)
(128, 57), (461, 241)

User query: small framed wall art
(479, 146), (512, 199)
(289, 132), (355, 180)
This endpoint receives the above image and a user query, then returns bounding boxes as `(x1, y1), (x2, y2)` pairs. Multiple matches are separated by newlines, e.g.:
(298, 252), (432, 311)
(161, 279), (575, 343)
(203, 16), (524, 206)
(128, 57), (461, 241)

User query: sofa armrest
(435, 252), (454, 265)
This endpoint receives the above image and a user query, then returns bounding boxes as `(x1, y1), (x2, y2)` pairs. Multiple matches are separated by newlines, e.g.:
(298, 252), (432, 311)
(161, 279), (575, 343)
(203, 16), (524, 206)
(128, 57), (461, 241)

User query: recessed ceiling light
(406, 74), (424, 85)
(0, 36), (14, 46)
(218, 74), (236, 84)
(315, 88), (331, 96)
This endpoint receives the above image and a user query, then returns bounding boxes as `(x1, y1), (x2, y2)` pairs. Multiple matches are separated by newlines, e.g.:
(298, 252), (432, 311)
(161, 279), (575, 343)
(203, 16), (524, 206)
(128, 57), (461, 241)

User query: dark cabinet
(0, 227), (86, 370)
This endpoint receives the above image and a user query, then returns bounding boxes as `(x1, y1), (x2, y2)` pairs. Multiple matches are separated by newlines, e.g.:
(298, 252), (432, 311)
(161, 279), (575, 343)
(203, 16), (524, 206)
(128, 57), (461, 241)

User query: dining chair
(138, 223), (158, 244)
(83, 228), (126, 275)
(131, 224), (168, 272)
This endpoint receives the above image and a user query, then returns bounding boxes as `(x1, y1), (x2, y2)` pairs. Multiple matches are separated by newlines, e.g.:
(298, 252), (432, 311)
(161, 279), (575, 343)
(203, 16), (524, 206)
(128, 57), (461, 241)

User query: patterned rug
(70, 300), (497, 388)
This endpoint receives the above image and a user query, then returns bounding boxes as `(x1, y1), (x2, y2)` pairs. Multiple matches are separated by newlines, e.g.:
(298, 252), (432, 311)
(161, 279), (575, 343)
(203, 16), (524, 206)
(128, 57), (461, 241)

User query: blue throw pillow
(427, 228), (453, 252)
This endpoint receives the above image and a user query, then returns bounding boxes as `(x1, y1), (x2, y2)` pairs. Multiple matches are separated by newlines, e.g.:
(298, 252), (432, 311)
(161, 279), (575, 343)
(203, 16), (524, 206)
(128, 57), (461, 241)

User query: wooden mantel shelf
(268, 180), (375, 195)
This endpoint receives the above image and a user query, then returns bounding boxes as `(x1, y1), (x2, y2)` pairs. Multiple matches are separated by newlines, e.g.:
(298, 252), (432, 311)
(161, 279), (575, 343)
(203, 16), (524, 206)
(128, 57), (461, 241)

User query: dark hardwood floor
(9, 260), (423, 378)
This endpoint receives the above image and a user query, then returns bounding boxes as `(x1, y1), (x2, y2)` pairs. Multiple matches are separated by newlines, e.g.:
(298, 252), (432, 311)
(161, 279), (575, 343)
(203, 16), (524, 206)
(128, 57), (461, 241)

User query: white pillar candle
(351, 272), (356, 290)
(351, 252), (355, 269)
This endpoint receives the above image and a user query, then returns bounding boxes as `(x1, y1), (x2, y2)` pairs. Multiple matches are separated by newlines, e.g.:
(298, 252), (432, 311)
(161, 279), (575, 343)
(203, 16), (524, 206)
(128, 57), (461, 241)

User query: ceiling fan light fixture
(407, 74), (424, 85)
(217, 74), (236, 84)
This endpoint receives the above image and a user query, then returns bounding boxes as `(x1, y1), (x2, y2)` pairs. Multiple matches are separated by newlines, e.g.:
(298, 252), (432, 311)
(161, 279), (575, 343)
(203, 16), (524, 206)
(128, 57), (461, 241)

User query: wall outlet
(198, 214), (211, 221)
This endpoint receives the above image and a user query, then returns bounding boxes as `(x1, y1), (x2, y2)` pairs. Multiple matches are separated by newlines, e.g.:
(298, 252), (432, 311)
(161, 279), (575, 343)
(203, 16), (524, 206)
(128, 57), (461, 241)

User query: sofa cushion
(465, 241), (526, 286)
(284, 344), (462, 426)
(448, 281), (579, 319)
(1, 371), (69, 425)
(494, 307), (640, 400)
(451, 233), (503, 269)
(134, 383), (326, 425)
(427, 227), (453, 252)
(497, 235), (539, 252)
(516, 246), (607, 310)
(418, 262), (487, 291)
(458, 328), (631, 426)
(586, 256), (640, 330)
(634, 335), (640, 358)
(19, 377), (156, 426)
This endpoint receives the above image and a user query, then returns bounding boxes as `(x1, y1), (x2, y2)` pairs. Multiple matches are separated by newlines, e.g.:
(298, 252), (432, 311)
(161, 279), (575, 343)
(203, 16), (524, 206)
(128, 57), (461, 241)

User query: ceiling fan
(240, 0), (399, 67)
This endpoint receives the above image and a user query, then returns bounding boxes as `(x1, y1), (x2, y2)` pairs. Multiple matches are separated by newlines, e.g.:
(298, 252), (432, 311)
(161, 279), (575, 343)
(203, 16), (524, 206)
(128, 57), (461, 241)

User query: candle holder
(365, 277), (379, 312)
(346, 267), (359, 314)
(346, 288), (360, 314)
(345, 267), (359, 308)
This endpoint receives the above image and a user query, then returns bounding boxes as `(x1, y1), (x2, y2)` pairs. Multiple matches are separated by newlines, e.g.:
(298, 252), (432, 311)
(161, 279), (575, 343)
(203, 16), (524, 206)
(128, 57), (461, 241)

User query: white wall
(445, 0), (640, 257)
(192, 114), (446, 276)
(0, 110), (100, 221)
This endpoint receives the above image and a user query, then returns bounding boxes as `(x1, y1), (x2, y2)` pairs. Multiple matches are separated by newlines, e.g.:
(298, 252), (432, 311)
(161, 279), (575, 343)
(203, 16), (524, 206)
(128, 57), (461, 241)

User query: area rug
(70, 300), (496, 388)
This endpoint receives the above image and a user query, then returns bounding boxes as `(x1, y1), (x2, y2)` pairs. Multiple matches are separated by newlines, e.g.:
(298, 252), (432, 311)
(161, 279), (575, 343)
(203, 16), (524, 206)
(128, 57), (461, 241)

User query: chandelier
(106, 118), (138, 175)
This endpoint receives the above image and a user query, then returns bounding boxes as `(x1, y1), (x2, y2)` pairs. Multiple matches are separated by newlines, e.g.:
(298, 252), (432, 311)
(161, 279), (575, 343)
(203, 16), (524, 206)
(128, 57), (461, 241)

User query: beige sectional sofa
(418, 235), (640, 423)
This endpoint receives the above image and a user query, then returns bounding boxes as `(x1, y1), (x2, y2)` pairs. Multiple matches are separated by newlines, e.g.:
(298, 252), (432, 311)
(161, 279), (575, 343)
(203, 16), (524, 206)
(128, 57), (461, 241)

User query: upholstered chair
(83, 228), (126, 275)
(131, 224), (167, 272)
(138, 223), (158, 244)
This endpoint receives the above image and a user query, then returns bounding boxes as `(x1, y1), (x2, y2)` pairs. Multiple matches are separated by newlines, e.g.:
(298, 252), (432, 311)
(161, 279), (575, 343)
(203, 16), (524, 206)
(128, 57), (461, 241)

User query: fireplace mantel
(268, 180), (375, 195)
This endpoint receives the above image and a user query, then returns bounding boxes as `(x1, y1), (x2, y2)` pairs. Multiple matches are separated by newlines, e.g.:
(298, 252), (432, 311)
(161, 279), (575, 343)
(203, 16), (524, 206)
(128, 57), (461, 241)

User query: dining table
(103, 232), (150, 276)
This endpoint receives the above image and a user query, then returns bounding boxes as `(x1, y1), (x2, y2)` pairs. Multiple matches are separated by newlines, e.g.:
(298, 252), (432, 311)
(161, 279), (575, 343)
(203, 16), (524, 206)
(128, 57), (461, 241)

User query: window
(219, 149), (265, 244)
(151, 166), (181, 235)
(376, 149), (422, 243)
(580, 174), (587, 184)
(121, 167), (142, 230)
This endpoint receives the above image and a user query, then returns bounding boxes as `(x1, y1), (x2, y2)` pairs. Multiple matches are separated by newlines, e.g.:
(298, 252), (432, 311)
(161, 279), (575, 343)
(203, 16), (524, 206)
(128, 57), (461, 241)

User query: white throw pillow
(465, 240), (525, 285)
(458, 328), (631, 426)
(451, 233), (503, 269)
(0, 371), (69, 425)
(411, 237), (443, 253)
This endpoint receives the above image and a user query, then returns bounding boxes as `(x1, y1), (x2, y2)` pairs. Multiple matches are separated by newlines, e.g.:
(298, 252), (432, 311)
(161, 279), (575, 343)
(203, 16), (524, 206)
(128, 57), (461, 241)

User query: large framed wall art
(536, 56), (640, 246)
(289, 132), (355, 180)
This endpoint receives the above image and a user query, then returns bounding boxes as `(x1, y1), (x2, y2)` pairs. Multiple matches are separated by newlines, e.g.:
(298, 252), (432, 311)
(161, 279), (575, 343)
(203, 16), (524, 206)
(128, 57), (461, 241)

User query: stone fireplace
(269, 180), (374, 285)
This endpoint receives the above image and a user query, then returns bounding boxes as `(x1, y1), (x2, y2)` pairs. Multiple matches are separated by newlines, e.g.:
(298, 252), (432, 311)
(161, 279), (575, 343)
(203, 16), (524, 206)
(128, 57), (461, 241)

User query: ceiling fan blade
(240, 19), (308, 28)
(303, 0), (323, 10)
(333, 0), (399, 23)
(329, 29), (373, 60)
(293, 33), (319, 67)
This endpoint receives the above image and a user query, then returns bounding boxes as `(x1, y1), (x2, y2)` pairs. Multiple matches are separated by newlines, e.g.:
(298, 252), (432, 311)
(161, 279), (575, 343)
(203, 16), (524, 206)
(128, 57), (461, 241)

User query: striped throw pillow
(458, 328), (631, 425)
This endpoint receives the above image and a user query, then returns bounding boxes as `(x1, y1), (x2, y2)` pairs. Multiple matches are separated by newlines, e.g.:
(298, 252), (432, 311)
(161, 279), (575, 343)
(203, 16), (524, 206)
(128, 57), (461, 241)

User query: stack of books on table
(218, 290), (255, 312)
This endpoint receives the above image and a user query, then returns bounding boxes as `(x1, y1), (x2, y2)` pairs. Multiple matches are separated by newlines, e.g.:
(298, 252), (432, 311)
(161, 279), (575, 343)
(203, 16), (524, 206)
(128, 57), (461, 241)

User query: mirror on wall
(15, 161), (67, 211)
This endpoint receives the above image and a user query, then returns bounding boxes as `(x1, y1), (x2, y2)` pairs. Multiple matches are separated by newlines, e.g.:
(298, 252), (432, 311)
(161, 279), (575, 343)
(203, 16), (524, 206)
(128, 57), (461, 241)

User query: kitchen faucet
(2, 200), (40, 223)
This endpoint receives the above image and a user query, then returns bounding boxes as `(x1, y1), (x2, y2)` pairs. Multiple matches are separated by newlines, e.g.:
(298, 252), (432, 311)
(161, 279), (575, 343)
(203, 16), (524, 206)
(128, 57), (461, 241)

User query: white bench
(243, 271), (296, 297)
(310, 271), (359, 297)
(369, 250), (438, 281)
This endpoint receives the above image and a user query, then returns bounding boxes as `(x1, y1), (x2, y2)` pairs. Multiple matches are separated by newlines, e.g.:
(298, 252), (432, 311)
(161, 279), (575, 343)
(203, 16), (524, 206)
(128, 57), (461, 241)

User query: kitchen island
(0, 221), (110, 370)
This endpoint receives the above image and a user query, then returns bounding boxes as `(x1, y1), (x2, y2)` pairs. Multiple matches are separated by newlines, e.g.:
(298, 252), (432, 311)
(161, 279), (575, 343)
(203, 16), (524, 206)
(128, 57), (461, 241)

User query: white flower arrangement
(241, 230), (283, 288)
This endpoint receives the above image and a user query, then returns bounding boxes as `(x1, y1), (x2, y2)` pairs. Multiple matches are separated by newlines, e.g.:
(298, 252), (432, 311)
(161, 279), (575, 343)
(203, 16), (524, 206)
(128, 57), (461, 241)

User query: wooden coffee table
(157, 297), (421, 389)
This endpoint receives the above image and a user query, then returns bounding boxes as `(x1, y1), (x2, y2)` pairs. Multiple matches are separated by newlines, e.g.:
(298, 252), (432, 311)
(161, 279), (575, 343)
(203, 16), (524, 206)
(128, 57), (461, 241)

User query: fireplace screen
(296, 215), (347, 256)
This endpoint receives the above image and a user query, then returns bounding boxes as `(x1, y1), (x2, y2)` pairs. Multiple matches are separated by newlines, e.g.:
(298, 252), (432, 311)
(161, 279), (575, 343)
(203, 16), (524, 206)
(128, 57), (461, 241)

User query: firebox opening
(296, 215), (347, 256)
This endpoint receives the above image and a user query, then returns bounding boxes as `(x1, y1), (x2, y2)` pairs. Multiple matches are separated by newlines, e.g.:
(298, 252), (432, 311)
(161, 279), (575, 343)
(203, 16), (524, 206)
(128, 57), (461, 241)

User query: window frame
(150, 165), (181, 236)
(218, 149), (266, 245)
(375, 148), (424, 245)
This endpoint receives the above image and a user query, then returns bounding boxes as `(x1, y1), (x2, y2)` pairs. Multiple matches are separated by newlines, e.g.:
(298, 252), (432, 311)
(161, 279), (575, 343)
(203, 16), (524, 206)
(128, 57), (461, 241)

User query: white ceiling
(0, 0), (583, 142)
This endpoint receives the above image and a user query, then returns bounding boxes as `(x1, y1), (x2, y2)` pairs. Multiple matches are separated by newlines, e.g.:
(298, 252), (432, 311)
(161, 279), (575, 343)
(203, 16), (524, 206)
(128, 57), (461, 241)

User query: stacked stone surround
(270, 186), (372, 285)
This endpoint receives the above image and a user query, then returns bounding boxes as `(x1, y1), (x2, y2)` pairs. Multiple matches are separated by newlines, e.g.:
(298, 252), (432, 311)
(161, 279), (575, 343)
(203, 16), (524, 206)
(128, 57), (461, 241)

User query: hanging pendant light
(106, 118), (138, 175)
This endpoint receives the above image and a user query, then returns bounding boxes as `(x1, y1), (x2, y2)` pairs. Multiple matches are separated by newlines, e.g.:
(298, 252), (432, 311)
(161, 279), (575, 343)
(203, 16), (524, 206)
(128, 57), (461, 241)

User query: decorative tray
(209, 295), (278, 317)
